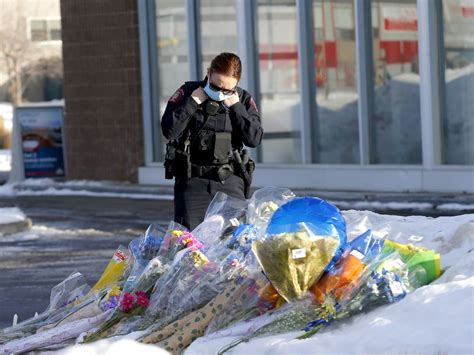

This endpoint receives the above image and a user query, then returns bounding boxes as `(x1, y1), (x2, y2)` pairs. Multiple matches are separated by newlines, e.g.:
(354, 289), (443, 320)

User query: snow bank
(437, 203), (474, 211)
(58, 211), (474, 354)
(0, 150), (10, 172)
(0, 207), (27, 225)
(185, 211), (474, 354)
(57, 338), (170, 355)
(0, 179), (174, 201)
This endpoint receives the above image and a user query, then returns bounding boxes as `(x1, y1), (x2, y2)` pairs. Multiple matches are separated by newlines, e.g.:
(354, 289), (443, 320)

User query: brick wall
(60, 0), (143, 182)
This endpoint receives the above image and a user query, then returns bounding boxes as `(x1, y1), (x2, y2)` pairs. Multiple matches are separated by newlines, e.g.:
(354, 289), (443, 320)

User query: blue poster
(17, 106), (65, 178)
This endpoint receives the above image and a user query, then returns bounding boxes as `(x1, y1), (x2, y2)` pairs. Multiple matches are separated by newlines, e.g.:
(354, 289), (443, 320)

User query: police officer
(161, 52), (263, 230)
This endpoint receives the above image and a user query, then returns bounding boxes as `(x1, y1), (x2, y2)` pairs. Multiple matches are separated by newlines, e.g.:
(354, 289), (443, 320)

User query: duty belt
(190, 162), (236, 181)
(190, 164), (219, 177)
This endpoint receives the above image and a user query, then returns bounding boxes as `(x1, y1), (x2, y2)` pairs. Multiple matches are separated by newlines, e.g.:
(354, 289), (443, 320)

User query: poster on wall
(15, 105), (65, 178)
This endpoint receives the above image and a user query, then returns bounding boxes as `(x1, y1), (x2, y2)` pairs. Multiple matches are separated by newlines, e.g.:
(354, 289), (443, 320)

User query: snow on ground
(437, 203), (474, 211)
(1, 187), (174, 201)
(0, 150), (10, 172)
(1, 178), (474, 212)
(58, 211), (473, 355)
(0, 207), (27, 225)
(0, 179), (174, 201)
(57, 339), (170, 355)
(333, 200), (434, 211)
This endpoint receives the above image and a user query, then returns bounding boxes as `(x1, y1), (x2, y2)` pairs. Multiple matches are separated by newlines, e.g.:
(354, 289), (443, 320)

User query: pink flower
(178, 232), (193, 244)
(136, 293), (150, 309)
(120, 292), (135, 313)
(177, 232), (204, 250)
(135, 290), (147, 299)
(186, 238), (204, 249)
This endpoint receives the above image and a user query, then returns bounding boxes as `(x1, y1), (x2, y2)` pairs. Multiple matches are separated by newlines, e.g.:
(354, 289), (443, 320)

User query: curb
(0, 218), (32, 237)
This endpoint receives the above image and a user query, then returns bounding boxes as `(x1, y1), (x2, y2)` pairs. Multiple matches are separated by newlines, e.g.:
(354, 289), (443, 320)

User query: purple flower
(102, 295), (119, 311)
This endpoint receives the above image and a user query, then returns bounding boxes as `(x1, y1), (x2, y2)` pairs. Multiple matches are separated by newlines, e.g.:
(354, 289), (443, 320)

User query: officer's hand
(223, 92), (239, 107)
(191, 87), (208, 105)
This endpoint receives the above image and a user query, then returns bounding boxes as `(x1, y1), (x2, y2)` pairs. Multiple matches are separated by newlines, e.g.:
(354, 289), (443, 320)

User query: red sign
(461, 6), (474, 17)
(384, 18), (418, 31)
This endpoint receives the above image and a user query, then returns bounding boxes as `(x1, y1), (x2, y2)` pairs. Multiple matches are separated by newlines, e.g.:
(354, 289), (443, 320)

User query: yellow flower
(171, 230), (184, 238)
(191, 250), (209, 267)
(108, 285), (122, 298)
(182, 237), (193, 246)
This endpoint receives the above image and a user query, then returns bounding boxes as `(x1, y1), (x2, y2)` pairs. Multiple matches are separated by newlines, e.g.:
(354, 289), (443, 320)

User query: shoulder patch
(249, 96), (259, 113)
(169, 88), (185, 103)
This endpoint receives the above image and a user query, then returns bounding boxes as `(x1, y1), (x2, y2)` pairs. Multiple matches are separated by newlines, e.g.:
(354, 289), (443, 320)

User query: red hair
(210, 52), (242, 81)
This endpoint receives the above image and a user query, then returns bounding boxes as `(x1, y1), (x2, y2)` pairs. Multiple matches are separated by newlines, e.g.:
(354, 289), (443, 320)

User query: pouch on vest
(164, 138), (191, 179)
(214, 132), (232, 163)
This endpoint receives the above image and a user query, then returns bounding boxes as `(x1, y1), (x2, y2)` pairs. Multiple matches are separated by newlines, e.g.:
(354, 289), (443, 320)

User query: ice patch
(0, 207), (26, 225)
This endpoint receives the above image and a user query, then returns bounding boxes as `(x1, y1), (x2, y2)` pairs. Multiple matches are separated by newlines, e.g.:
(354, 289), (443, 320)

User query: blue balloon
(266, 197), (347, 271)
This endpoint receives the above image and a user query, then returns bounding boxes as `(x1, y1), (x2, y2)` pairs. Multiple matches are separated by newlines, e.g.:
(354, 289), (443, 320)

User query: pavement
(0, 181), (473, 328)
(0, 194), (173, 328)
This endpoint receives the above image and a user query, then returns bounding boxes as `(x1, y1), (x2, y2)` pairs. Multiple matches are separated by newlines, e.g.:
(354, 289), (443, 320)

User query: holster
(232, 148), (255, 198)
(164, 142), (191, 179)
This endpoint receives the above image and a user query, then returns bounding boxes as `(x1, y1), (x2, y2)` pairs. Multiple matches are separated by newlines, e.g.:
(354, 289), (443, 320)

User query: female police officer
(161, 52), (263, 230)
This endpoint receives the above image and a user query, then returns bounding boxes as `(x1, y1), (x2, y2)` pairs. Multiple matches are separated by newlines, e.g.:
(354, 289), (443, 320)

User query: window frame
(27, 17), (62, 43)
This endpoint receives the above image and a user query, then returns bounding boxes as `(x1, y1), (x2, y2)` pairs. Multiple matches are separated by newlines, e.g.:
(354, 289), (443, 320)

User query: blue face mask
(203, 79), (233, 102)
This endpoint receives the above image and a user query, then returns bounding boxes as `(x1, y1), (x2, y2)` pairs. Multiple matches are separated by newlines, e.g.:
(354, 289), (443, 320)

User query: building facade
(60, 0), (474, 192)
(0, 0), (62, 104)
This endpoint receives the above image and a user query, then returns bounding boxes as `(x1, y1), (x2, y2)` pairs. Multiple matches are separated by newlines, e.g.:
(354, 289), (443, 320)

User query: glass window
(442, 0), (474, 165)
(49, 19), (61, 41)
(200, 0), (238, 76)
(155, 0), (189, 160)
(372, 0), (422, 164)
(30, 20), (48, 41)
(29, 19), (61, 42)
(314, 0), (359, 164)
(257, 0), (302, 164)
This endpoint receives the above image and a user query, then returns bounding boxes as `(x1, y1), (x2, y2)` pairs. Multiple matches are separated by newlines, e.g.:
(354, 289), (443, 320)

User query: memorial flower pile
(0, 188), (445, 355)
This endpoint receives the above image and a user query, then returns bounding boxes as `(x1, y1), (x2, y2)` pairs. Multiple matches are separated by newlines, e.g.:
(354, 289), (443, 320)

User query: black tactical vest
(181, 81), (241, 166)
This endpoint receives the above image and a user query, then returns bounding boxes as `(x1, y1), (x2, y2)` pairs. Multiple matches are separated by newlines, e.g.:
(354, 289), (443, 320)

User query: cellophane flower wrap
(0, 272), (92, 344)
(252, 223), (340, 302)
(121, 223), (165, 294)
(252, 197), (347, 302)
(216, 230), (402, 353)
(143, 194), (252, 326)
(299, 231), (440, 339)
(0, 187), (444, 355)
(155, 221), (190, 264)
(81, 224), (167, 343)
(144, 245), (211, 326)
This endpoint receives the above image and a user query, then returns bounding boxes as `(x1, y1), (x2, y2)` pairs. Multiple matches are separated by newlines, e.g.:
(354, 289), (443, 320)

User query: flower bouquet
(214, 230), (386, 352)
(246, 186), (295, 230)
(155, 222), (190, 264)
(88, 246), (130, 294)
(252, 222), (341, 302)
(82, 289), (151, 343)
(299, 236), (441, 339)
(145, 247), (212, 324)
(81, 253), (167, 342)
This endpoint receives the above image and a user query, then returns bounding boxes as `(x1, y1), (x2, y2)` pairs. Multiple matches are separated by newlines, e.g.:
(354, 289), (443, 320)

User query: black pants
(174, 174), (245, 230)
